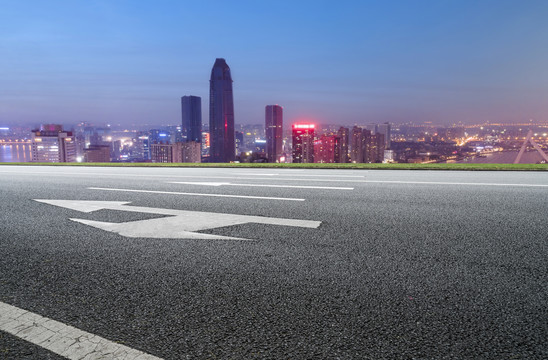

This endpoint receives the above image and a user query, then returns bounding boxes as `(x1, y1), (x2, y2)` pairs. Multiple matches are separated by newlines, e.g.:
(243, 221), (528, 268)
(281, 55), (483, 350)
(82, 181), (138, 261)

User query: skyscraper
(337, 127), (350, 163)
(181, 96), (202, 143)
(350, 126), (385, 163)
(292, 124), (315, 163)
(265, 105), (283, 163)
(376, 122), (391, 149)
(209, 58), (235, 162)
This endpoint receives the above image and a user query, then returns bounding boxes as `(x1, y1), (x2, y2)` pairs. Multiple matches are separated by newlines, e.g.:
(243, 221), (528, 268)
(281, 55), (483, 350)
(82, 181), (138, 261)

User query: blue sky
(1, 0), (547, 127)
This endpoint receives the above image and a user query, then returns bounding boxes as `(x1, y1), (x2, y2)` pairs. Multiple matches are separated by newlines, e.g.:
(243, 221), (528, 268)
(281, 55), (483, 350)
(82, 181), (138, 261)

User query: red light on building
(293, 124), (315, 129)
(292, 124), (315, 163)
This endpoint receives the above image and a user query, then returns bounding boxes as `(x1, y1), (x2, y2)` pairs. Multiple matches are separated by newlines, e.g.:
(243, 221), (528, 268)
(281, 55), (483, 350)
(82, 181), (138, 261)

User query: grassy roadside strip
(1, 162), (547, 171)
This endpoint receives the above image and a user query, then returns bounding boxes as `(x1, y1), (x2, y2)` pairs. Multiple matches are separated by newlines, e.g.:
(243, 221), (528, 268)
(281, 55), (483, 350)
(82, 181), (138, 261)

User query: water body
(456, 151), (545, 164)
(0, 144), (32, 162)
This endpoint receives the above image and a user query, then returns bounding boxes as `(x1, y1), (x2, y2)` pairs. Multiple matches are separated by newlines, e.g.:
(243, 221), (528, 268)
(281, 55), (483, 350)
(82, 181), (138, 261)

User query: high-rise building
(337, 127), (350, 163)
(292, 124), (315, 163)
(350, 126), (385, 163)
(31, 124), (76, 163)
(265, 105), (283, 163)
(376, 122), (391, 149)
(367, 133), (385, 163)
(181, 96), (202, 143)
(209, 58), (235, 162)
(350, 126), (367, 163)
(314, 134), (338, 163)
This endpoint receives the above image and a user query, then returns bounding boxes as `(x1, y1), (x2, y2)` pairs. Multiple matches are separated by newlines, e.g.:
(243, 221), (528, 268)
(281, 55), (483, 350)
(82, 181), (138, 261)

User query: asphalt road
(0, 166), (547, 359)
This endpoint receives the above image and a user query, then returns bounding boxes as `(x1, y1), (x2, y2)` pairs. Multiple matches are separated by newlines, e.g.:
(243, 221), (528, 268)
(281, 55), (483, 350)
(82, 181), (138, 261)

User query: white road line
(0, 170), (362, 182)
(169, 181), (354, 190)
(2, 169), (547, 187)
(0, 301), (162, 360)
(365, 180), (548, 187)
(87, 187), (305, 201)
(232, 173), (365, 178)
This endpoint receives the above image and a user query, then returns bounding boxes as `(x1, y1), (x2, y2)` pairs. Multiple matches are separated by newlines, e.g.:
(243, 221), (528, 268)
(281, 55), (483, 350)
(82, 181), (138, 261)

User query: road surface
(0, 166), (547, 359)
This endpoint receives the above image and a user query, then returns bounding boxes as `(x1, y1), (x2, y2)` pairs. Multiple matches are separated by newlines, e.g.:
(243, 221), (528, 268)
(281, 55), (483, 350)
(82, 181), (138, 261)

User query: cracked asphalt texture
(0, 166), (547, 359)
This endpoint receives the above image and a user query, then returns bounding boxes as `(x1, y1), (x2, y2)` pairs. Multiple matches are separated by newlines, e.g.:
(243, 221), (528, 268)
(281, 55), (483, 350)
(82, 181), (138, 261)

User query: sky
(1, 0), (548, 128)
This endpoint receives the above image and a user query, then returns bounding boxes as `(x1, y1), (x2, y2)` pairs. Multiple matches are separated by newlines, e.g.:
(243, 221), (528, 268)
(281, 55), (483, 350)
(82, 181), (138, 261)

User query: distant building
(181, 142), (202, 163)
(368, 133), (385, 163)
(111, 140), (122, 161)
(84, 145), (111, 162)
(209, 58), (235, 162)
(150, 142), (201, 163)
(350, 126), (367, 163)
(376, 122), (391, 149)
(181, 96), (202, 143)
(235, 131), (244, 154)
(151, 142), (183, 163)
(292, 124), (315, 163)
(201, 131), (210, 158)
(384, 149), (395, 162)
(31, 124), (76, 163)
(149, 129), (170, 144)
(337, 127), (350, 163)
(363, 124), (377, 134)
(265, 105), (283, 162)
(314, 134), (338, 163)
(350, 126), (384, 163)
(254, 139), (267, 154)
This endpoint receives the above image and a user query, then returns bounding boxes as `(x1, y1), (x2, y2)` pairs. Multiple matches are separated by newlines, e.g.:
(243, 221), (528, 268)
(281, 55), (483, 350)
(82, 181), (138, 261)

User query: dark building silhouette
(209, 58), (235, 162)
(181, 96), (202, 143)
(84, 145), (110, 162)
(351, 126), (367, 163)
(368, 133), (386, 162)
(292, 124), (315, 163)
(265, 105), (283, 162)
(351, 126), (385, 163)
(337, 126), (350, 163)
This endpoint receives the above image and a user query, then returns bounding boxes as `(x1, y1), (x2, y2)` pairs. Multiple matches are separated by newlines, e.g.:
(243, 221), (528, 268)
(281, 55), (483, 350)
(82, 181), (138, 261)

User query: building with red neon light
(292, 124), (315, 163)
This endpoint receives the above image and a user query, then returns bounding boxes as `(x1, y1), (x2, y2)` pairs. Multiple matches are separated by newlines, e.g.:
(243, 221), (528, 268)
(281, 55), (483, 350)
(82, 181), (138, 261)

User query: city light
(293, 124), (315, 129)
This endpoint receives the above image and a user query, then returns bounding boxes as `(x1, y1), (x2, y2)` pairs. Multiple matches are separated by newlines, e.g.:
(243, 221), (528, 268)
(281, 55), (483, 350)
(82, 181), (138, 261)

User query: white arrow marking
(34, 200), (321, 240)
(169, 181), (354, 190)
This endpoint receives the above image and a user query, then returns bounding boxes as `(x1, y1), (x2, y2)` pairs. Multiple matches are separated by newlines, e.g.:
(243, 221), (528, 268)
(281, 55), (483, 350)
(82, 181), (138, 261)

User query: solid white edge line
(0, 301), (162, 360)
(169, 181), (354, 190)
(364, 180), (548, 187)
(1, 169), (547, 187)
(87, 187), (306, 201)
(0, 170), (362, 182)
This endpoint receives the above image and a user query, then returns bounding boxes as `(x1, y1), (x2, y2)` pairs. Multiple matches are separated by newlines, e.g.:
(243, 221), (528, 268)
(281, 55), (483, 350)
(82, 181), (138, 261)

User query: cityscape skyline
(1, 1), (548, 127)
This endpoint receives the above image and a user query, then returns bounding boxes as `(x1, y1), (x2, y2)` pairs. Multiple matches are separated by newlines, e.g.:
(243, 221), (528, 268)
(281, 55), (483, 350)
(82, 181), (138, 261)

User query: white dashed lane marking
(169, 181), (354, 190)
(0, 301), (162, 360)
